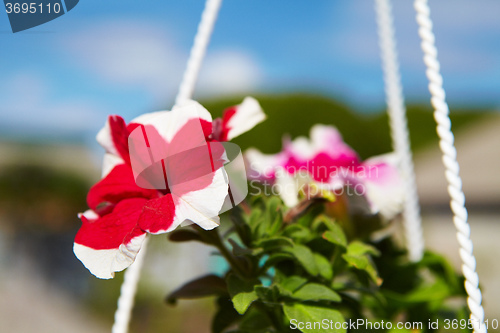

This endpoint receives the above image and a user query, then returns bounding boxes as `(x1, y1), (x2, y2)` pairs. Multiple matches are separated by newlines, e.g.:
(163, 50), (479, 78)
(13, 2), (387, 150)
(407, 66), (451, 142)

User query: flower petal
(275, 171), (301, 207)
(138, 194), (177, 234)
(245, 148), (287, 180)
(131, 101), (213, 143)
(74, 198), (148, 279)
(96, 115), (131, 163)
(174, 168), (229, 231)
(87, 164), (157, 213)
(360, 153), (404, 219)
(102, 153), (125, 178)
(222, 97), (265, 141)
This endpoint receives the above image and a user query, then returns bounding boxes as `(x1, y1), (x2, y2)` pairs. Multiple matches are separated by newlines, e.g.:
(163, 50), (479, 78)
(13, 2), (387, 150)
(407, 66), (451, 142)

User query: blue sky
(0, 0), (499, 141)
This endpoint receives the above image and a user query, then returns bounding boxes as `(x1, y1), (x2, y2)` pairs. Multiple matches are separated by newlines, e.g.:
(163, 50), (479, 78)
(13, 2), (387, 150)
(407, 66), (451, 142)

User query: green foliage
(165, 195), (469, 332)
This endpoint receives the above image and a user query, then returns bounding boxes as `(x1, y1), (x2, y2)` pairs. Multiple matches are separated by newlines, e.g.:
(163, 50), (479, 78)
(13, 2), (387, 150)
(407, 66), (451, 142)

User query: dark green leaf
(313, 253), (333, 280)
(168, 228), (207, 244)
(255, 237), (294, 251)
(166, 274), (227, 305)
(405, 279), (451, 303)
(212, 296), (241, 333)
(342, 253), (381, 285)
(262, 252), (295, 271)
(228, 238), (260, 256)
(284, 244), (319, 276)
(230, 207), (253, 247)
(322, 226), (347, 248)
(342, 241), (382, 285)
(284, 303), (346, 333)
(240, 306), (273, 331)
(292, 283), (341, 302)
(284, 224), (312, 241)
(254, 285), (279, 302)
(277, 275), (308, 295)
(227, 274), (259, 314)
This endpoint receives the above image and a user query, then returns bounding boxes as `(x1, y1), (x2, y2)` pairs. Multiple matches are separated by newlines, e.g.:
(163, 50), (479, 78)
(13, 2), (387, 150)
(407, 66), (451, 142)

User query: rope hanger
(377, 0), (486, 330)
(374, 0), (424, 263)
(111, 0), (487, 332)
(414, 0), (486, 331)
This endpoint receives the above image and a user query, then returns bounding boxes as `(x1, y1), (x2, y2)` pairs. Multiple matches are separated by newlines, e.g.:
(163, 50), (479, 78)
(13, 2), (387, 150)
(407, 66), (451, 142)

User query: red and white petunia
(245, 125), (404, 219)
(211, 97), (266, 142)
(74, 98), (265, 279)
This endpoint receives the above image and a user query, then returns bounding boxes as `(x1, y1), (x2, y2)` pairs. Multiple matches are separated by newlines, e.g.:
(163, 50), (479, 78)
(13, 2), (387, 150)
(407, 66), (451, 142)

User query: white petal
(225, 97), (266, 140)
(275, 172), (300, 207)
(310, 124), (358, 159)
(361, 153), (405, 219)
(144, 168), (229, 234)
(130, 110), (168, 125)
(131, 101), (212, 143)
(101, 153), (125, 178)
(172, 100), (213, 122)
(364, 180), (405, 220)
(73, 233), (146, 279)
(275, 171), (319, 207)
(172, 168), (228, 230)
(244, 148), (286, 180)
(77, 209), (99, 220)
(96, 118), (119, 156)
(285, 136), (315, 161)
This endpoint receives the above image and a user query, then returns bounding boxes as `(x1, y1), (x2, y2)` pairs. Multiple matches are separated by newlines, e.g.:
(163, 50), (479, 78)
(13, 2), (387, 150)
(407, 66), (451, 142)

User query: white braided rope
(414, 1), (486, 331)
(374, 0), (424, 262)
(175, 0), (223, 106)
(112, 237), (149, 333)
(111, 0), (223, 332)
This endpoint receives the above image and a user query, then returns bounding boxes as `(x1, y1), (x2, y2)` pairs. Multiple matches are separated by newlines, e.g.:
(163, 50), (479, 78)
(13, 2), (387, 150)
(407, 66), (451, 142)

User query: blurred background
(0, 0), (499, 332)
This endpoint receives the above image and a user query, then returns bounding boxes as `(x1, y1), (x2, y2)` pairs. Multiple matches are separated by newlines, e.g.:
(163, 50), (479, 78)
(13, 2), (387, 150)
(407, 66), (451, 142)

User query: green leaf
(248, 209), (263, 236)
(405, 278), (451, 303)
(168, 228), (207, 244)
(166, 275), (226, 305)
(212, 296), (241, 333)
(284, 244), (319, 276)
(322, 225), (347, 248)
(292, 283), (341, 303)
(342, 241), (381, 285)
(228, 238), (261, 256)
(284, 303), (346, 333)
(262, 252), (295, 271)
(276, 275), (308, 296)
(284, 224), (312, 241)
(346, 241), (380, 257)
(268, 209), (283, 236)
(342, 253), (381, 285)
(230, 208), (253, 247)
(420, 251), (461, 291)
(227, 274), (259, 314)
(240, 306), (273, 332)
(254, 285), (279, 302)
(313, 253), (333, 280)
(267, 196), (282, 219)
(254, 236), (294, 251)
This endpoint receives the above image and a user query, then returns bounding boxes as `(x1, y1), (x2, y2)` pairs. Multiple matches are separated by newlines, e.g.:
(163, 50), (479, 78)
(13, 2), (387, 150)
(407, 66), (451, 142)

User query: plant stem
(198, 227), (248, 278)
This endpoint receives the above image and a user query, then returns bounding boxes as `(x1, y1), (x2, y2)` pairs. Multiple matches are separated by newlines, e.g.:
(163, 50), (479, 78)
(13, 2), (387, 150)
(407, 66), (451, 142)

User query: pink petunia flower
(74, 98), (265, 279)
(245, 125), (404, 220)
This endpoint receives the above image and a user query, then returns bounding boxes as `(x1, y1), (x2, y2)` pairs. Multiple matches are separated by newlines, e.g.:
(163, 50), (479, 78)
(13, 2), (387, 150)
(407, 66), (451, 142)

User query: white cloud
(62, 20), (263, 103)
(62, 20), (185, 102)
(197, 50), (262, 97)
(0, 72), (104, 135)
